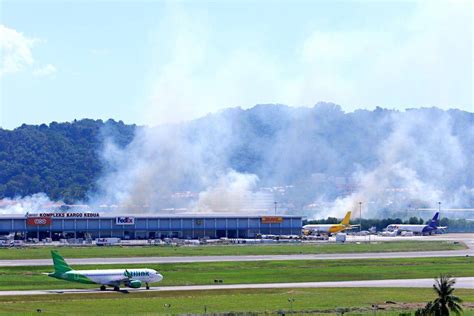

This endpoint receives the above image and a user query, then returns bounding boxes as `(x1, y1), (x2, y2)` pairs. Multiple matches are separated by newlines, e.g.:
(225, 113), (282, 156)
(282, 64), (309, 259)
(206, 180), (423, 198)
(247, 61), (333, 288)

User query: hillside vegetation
(0, 119), (135, 203)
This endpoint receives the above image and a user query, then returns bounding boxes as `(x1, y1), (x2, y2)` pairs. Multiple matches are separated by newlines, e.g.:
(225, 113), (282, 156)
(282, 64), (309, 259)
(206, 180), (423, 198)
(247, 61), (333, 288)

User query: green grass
(0, 240), (465, 260)
(0, 288), (473, 315)
(0, 256), (472, 291)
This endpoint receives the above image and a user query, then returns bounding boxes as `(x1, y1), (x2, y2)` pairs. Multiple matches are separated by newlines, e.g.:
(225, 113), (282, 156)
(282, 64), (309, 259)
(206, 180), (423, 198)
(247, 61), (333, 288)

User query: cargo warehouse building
(0, 213), (303, 240)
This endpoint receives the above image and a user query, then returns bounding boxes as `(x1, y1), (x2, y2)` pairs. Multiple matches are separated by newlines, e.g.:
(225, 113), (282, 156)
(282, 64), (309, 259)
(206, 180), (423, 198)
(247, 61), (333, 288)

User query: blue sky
(0, 0), (472, 129)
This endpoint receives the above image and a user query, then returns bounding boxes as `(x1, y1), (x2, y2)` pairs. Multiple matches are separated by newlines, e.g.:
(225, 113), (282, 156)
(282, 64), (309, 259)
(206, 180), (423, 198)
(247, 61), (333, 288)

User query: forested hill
(0, 119), (135, 203)
(0, 104), (473, 209)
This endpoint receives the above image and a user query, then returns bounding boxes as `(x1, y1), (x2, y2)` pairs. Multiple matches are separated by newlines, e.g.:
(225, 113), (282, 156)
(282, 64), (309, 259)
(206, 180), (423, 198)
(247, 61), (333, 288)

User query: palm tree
(427, 274), (463, 316)
(416, 301), (433, 316)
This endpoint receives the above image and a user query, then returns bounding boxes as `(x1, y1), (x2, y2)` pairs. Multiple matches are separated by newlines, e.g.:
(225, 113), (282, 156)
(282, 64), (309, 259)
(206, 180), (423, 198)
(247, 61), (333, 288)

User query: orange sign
(261, 216), (283, 224)
(27, 217), (52, 226)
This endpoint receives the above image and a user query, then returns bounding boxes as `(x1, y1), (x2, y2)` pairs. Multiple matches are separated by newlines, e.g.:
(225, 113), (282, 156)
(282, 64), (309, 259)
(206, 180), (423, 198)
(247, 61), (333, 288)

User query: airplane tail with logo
(429, 212), (439, 228)
(340, 211), (352, 226)
(51, 250), (73, 274)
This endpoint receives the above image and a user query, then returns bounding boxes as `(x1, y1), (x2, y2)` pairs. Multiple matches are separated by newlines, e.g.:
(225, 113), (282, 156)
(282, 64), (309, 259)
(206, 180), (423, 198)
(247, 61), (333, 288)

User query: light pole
(359, 202), (362, 233)
(288, 298), (295, 314)
(274, 201), (277, 216)
(438, 201), (441, 226)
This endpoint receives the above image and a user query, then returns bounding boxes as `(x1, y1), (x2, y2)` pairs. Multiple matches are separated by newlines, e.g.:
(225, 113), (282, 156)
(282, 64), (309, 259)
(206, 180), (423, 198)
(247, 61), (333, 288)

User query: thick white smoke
(1, 105), (471, 218)
(319, 109), (470, 218)
(91, 113), (275, 213)
(192, 170), (273, 213)
(91, 105), (472, 217)
(0, 193), (63, 214)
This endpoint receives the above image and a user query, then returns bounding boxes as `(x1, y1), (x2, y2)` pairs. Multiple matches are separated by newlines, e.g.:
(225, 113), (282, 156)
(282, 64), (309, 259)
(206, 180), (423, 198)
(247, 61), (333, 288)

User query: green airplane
(47, 250), (163, 291)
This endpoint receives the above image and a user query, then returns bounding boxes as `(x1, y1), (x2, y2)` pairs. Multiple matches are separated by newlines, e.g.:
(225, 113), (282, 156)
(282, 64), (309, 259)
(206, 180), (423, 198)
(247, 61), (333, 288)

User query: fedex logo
(116, 217), (135, 225)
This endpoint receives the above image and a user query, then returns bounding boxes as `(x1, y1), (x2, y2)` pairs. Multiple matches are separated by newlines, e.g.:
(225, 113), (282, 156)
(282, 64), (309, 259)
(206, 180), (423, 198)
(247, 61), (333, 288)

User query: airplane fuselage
(302, 224), (347, 234)
(385, 224), (436, 235)
(303, 211), (354, 235)
(49, 268), (162, 287)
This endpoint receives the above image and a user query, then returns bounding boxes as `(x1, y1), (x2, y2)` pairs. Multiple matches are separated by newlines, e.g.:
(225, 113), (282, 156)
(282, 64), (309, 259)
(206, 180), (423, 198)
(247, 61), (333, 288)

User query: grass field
(0, 256), (472, 291)
(1, 288), (473, 315)
(0, 240), (465, 260)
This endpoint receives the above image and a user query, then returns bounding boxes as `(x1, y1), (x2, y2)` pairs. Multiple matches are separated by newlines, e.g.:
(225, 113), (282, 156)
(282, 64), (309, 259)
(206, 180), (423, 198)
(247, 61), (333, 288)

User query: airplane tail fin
(51, 250), (73, 274)
(429, 212), (439, 228)
(340, 211), (351, 226)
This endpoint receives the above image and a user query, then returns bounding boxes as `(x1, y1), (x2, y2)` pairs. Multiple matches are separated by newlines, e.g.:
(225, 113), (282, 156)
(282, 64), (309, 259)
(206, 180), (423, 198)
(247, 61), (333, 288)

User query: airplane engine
(126, 280), (142, 288)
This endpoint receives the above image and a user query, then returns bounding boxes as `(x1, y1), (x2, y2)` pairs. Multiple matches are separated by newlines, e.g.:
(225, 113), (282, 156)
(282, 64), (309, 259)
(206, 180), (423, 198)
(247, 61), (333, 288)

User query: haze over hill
(0, 102), (472, 218)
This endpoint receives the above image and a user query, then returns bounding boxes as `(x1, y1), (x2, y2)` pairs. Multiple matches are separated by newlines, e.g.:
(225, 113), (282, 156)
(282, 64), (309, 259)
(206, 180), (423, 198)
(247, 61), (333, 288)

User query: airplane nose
(155, 273), (163, 282)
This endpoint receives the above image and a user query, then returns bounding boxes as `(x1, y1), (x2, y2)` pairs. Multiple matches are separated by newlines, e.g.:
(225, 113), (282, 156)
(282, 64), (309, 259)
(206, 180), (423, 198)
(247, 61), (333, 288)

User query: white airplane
(384, 212), (446, 236)
(303, 211), (358, 235)
(47, 250), (163, 291)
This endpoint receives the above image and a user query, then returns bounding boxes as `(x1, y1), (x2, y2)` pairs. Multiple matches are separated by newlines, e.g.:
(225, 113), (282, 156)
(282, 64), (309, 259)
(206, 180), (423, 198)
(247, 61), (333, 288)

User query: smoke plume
(317, 108), (472, 218)
(90, 112), (275, 213)
(91, 104), (473, 218)
(1, 104), (472, 219)
(0, 193), (63, 214)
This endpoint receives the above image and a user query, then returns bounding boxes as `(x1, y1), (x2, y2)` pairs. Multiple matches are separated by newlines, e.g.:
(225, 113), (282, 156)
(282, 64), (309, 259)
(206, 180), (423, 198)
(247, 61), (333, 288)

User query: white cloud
(33, 64), (57, 77)
(0, 25), (36, 76)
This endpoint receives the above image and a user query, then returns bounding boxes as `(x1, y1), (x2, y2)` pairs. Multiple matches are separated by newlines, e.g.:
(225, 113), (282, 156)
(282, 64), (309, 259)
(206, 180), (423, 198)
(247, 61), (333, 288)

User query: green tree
(429, 275), (463, 315)
(415, 301), (433, 316)
(416, 275), (463, 316)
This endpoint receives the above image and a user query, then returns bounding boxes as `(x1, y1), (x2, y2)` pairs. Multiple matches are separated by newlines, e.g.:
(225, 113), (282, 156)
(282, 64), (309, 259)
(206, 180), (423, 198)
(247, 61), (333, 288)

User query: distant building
(0, 213), (303, 240)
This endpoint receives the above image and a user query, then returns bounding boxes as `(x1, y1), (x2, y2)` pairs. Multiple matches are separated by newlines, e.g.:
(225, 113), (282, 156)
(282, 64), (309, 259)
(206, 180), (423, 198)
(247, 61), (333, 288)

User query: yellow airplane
(302, 211), (358, 235)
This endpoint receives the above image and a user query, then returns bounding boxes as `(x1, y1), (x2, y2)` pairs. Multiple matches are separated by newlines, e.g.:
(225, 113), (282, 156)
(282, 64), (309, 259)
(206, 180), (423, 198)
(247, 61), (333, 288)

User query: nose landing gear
(146, 283), (150, 290)
(100, 285), (106, 291)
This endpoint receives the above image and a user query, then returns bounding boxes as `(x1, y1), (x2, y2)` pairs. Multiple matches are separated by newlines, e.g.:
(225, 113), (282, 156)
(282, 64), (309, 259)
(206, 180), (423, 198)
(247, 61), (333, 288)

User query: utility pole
(359, 201), (362, 233)
(438, 201), (441, 226)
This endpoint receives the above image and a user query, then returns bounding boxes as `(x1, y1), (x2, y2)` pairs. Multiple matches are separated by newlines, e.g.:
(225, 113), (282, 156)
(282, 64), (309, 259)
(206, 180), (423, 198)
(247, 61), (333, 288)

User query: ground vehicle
(96, 238), (121, 246)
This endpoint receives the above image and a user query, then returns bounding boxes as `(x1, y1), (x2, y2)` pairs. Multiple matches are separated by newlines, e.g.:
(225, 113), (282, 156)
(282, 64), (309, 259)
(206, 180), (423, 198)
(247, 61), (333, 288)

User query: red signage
(27, 217), (52, 226)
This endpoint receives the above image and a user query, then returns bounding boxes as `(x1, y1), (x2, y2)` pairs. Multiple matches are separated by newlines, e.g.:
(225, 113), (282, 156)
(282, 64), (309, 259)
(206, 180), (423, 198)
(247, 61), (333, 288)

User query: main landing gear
(100, 285), (106, 291)
(146, 283), (150, 290)
(113, 286), (120, 291)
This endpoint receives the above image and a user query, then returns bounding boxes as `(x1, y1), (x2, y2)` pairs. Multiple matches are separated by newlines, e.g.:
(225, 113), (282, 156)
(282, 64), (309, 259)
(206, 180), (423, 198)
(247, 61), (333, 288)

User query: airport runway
(0, 248), (472, 267)
(0, 277), (473, 296)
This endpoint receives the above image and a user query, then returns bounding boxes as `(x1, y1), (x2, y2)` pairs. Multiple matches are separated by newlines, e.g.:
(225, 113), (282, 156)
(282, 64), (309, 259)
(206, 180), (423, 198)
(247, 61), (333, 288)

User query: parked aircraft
(302, 211), (358, 235)
(383, 212), (446, 236)
(46, 250), (163, 291)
